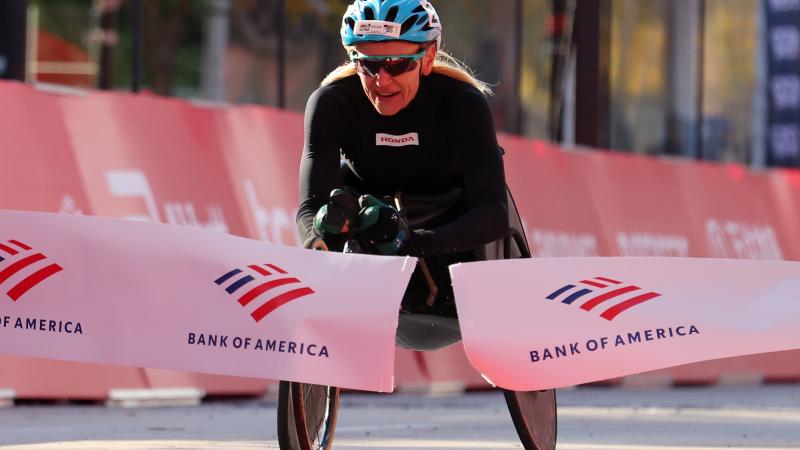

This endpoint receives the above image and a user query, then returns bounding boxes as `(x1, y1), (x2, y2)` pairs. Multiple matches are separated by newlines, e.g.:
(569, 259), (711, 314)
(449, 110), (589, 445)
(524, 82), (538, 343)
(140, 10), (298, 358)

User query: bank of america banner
(451, 257), (800, 391)
(766, 0), (800, 166)
(0, 210), (414, 393)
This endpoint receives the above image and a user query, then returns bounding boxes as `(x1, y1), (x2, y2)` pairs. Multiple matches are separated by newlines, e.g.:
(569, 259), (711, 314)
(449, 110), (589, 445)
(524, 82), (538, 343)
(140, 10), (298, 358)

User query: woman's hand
(355, 195), (410, 255)
(313, 188), (360, 236)
(303, 236), (330, 251)
(310, 239), (329, 251)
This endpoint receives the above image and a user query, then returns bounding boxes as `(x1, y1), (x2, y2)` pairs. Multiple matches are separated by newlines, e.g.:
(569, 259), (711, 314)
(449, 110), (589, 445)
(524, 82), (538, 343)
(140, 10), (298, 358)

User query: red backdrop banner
(1, 80), (799, 397)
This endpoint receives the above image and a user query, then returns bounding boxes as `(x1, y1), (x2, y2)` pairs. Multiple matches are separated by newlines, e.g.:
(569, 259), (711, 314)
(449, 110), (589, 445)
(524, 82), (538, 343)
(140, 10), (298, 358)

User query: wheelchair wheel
(497, 190), (557, 450)
(503, 389), (557, 450)
(277, 381), (340, 450)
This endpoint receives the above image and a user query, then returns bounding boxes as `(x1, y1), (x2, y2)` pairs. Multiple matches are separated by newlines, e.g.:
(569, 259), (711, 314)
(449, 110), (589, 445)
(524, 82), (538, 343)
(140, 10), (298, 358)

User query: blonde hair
(320, 47), (493, 96)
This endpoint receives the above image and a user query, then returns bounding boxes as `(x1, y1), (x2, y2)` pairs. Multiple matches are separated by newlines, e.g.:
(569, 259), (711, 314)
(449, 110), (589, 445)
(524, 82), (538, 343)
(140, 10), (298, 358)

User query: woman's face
(353, 40), (435, 116)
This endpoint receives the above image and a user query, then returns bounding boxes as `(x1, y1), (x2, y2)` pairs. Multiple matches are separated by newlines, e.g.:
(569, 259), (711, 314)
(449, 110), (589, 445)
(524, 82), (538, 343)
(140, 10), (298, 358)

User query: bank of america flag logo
(0, 239), (64, 302)
(546, 276), (661, 321)
(214, 263), (315, 323)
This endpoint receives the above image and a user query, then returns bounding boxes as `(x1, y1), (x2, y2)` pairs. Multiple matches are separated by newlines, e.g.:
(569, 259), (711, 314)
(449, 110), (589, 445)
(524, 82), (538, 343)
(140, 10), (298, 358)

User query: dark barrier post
(131, 0), (143, 93)
(0, 0), (28, 81)
(547, 0), (573, 142)
(512, 0), (523, 135)
(276, 0), (287, 109)
(98, 2), (120, 90)
(573, 0), (611, 149)
(695, 0), (705, 160)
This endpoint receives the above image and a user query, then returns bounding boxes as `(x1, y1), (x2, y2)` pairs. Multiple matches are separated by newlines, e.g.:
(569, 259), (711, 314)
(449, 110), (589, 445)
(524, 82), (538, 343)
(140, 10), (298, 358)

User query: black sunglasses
(350, 49), (427, 77)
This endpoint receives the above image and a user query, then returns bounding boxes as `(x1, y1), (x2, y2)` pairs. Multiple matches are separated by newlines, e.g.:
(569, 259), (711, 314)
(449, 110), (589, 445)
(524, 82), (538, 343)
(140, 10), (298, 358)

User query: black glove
(343, 239), (363, 254)
(355, 194), (410, 255)
(397, 228), (435, 257)
(313, 188), (360, 236)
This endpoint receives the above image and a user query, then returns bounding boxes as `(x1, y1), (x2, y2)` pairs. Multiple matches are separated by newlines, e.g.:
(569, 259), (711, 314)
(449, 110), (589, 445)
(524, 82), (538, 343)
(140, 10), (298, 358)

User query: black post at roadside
(98, 3), (119, 90)
(0, 0), (29, 81)
(131, 0), (143, 93)
(547, 0), (569, 141)
(276, 0), (287, 109)
(695, 0), (706, 159)
(573, 0), (611, 148)
(512, 0), (524, 135)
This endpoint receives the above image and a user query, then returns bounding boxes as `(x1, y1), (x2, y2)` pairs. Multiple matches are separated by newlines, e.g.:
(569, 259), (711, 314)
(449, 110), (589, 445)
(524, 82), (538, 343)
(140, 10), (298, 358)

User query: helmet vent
(345, 16), (356, 30)
(385, 5), (399, 23)
(415, 14), (427, 26)
(363, 5), (375, 20)
(412, 5), (425, 13)
(400, 16), (417, 35)
(420, 23), (432, 32)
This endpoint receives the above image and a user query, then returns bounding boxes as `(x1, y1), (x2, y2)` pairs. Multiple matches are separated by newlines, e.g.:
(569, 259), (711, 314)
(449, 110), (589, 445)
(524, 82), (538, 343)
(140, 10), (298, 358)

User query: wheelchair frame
(277, 188), (557, 450)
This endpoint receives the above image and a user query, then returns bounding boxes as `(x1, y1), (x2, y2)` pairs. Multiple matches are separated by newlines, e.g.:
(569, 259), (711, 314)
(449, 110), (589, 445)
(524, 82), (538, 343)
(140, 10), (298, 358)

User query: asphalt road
(2, 385), (800, 449)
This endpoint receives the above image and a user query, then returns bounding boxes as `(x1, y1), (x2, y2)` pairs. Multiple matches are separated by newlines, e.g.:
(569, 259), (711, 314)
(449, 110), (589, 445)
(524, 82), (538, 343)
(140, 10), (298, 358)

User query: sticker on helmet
(354, 20), (401, 38)
(420, 1), (441, 28)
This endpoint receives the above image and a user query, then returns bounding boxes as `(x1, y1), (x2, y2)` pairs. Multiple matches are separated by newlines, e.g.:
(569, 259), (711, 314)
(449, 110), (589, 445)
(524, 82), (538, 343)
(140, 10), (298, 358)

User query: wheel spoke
(278, 382), (339, 450)
(305, 385), (330, 445)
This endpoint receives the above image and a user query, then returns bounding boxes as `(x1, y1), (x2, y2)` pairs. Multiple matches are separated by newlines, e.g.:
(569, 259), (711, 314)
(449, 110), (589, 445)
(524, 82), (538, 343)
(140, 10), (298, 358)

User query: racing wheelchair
(277, 182), (557, 450)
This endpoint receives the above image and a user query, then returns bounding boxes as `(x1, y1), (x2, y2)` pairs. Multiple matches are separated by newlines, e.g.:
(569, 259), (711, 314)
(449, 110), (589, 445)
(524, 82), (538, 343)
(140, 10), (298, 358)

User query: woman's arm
(416, 87), (508, 255)
(296, 86), (348, 248)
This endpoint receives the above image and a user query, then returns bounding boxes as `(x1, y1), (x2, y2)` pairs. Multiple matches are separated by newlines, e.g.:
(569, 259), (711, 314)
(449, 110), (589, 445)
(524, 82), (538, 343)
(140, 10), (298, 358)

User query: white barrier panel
(451, 257), (800, 391)
(0, 210), (415, 393)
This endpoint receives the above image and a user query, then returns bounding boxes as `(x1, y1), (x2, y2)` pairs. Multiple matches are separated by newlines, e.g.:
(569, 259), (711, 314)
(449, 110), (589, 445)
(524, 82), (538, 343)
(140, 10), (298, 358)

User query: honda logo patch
(376, 133), (419, 147)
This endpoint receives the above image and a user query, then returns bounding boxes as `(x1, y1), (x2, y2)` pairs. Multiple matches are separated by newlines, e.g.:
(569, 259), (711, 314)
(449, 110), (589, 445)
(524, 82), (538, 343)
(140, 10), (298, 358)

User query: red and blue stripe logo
(546, 276), (661, 321)
(214, 263), (315, 323)
(0, 239), (63, 302)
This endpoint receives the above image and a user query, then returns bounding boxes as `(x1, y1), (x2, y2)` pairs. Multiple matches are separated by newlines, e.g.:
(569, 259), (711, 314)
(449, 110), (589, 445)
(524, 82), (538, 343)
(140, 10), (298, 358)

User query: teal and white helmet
(341, 0), (442, 47)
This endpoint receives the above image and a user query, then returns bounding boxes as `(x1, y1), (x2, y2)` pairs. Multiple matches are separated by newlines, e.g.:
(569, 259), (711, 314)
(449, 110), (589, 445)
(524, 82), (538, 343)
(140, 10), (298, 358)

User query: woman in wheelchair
(285, 3), (556, 449)
(296, 0), (509, 322)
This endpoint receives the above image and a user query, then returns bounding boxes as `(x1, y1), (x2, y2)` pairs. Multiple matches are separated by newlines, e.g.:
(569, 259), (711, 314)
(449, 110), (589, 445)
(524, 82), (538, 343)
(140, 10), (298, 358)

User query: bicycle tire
(503, 389), (557, 450)
(277, 381), (340, 450)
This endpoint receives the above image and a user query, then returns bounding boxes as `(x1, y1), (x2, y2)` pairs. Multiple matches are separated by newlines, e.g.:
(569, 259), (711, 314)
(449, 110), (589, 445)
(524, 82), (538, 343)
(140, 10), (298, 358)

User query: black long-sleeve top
(297, 73), (508, 255)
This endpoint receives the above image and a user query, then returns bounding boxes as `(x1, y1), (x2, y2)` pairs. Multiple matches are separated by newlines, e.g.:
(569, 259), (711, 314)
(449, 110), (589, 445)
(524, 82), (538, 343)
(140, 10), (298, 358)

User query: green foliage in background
(113, 0), (205, 95)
